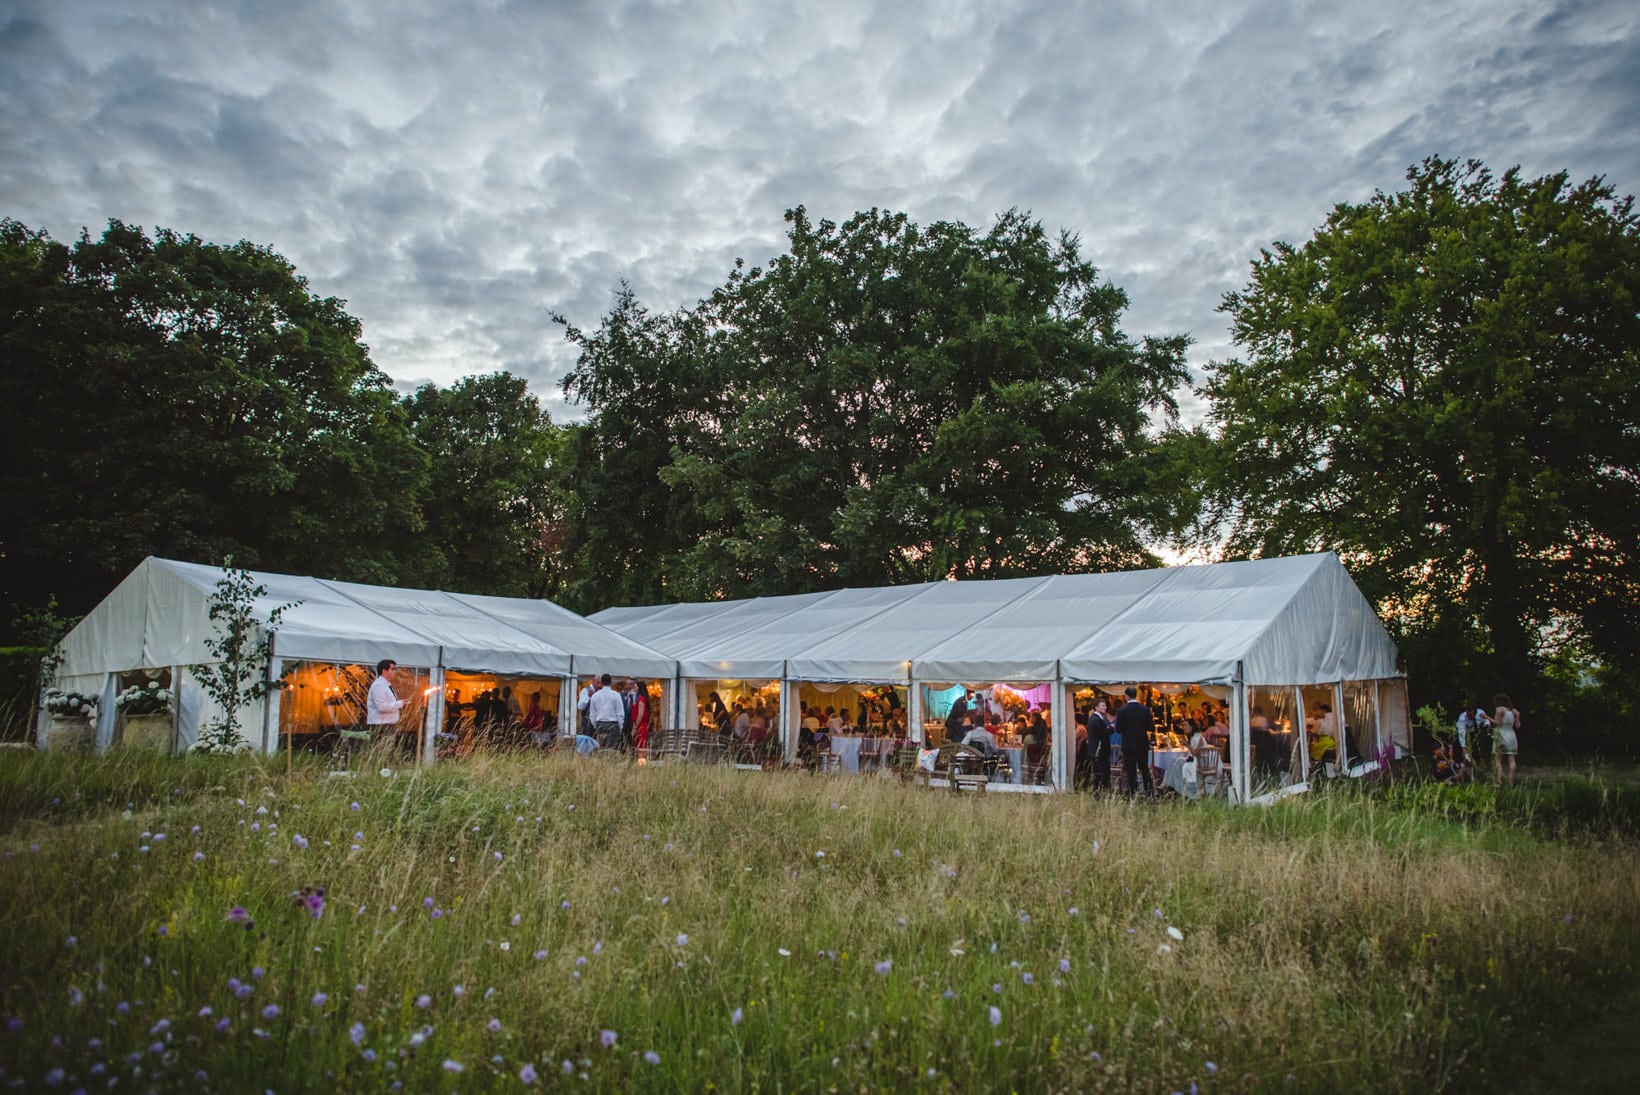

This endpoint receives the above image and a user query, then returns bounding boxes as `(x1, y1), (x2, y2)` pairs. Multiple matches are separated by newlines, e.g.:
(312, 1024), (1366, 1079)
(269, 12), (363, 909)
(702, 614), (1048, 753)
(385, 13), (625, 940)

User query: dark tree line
(4, 165), (1636, 744)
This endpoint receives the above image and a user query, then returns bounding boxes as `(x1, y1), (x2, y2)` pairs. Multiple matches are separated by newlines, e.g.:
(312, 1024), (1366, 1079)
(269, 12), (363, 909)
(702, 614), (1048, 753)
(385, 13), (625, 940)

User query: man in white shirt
(367, 659), (406, 727)
(586, 674), (626, 752)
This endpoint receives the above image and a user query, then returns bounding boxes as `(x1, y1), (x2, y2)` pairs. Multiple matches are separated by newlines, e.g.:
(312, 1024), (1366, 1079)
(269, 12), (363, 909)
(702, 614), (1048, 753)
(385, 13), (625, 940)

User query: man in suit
(1114, 686), (1155, 795)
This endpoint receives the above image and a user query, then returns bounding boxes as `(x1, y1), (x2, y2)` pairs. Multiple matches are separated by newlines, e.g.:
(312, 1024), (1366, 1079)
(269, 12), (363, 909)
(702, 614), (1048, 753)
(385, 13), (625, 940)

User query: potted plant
(40, 690), (99, 751)
(117, 681), (175, 751)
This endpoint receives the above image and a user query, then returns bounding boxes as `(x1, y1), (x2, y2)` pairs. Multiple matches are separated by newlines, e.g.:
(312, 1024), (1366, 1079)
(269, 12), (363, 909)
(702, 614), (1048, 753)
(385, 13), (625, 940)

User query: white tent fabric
(55, 557), (675, 682)
(592, 553), (1400, 687)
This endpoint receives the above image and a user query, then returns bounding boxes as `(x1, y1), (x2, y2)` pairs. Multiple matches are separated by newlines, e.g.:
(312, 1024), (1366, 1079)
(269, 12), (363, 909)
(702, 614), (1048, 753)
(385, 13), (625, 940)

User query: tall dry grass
(0, 748), (1635, 1092)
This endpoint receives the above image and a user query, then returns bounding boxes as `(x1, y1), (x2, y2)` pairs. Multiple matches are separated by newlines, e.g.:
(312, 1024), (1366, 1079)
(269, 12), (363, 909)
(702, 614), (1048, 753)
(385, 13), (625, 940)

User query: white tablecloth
(830, 736), (894, 773)
(1152, 748), (1191, 774)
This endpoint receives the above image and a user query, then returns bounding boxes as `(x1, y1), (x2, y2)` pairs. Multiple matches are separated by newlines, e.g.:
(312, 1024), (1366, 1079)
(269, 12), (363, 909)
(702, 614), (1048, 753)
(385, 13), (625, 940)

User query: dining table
(829, 736), (897, 774)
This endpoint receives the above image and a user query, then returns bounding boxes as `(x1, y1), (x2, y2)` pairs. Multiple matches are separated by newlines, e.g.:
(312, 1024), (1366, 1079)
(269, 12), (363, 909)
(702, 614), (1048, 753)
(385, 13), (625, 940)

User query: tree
(560, 207), (1191, 605)
(1199, 158), (1640, 705)
(400, 372), (564, 598)
(0, 219), (427, 630)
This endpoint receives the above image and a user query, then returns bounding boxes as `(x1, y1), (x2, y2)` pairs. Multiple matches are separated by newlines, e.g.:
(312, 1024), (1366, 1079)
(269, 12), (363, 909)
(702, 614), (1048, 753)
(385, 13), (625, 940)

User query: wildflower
(533, 951), (548, 960)
(148, 1019), (170, 1035)
(519, 1063), (538, 1084)
(44, 1067), (65, 1087)
(1205, 1061), (1218, 1075)
(311, 993), (328, 1008)
(1153, 908), (1164, 920)
(193, 852), (205, 862)
(992, 983), (1002, 994)
(942, 989), (956, 999)
(292, 834), (308, 849)
(561, 901), (570, 910)
(1022, 972), (1035, 985)
(487, 1018), (502, 1033)
(511, 914), (521, 927)
(415, 995), (431, 1009)
(424, 897), (435, 908)
(731, 1007), (743, 1026)
(676, 933), (688, 947)
(644, 1051), (661, 1065)
(989, 1006), (1002, 1027)
(453, 984), (465, 998)
(296, 887), (326, 920)
(927, 1068), (937, 1078)
(1060, 958), (1071, 973)
(562, 1060), (574, 1074)
(261, 1004), (280, 1020)
(215, 1018), (231, 1033)
(350, 802), (360, 812)
(1091, 840), (1101, 854)
(1167, 926), (1184, 942)
(493, 852), (503, 863)
(815, 850), (825, 858)
(593, 941), (602, 955)
(600, 1029), (617, 1049)
(362, 1049), (377, 1062)
(350, 1022), (365, 1045)
(875, 960), (892, 976)
(442, 1059), (463, 1073)
(777, 948), (791, 957)
(226, 906), (253, 927)
(892, 849), (901, 857)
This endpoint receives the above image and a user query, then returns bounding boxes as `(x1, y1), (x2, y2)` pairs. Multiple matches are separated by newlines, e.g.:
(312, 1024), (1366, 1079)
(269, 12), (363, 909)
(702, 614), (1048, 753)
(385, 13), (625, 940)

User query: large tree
(1199, 158), (1640, 701)
(0, 219), (427, 626)
(560, 207), (1190, 606)
(400, 372), (564, 598)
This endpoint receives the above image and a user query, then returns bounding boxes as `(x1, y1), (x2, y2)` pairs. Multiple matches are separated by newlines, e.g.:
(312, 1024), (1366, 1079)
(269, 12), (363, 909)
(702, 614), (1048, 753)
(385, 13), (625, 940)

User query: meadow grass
(1, 749), (1636, 1093)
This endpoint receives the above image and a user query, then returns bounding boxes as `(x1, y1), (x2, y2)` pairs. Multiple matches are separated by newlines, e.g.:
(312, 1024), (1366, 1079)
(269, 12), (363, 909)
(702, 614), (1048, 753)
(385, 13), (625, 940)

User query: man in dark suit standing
(1114, 686), (1155, 795)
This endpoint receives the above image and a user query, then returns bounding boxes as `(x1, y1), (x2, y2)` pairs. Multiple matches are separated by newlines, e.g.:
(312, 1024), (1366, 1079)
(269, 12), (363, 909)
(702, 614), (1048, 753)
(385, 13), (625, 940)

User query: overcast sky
(3, 0), (1636, 421)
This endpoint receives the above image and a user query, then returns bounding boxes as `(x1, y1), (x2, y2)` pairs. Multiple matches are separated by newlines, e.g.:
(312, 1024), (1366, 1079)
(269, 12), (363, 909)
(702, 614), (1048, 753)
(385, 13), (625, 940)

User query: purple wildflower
(415, 995), (431, 1009)
(600, 1029), (617, 1049)
(261, 1005), (279, 1020)
(226, 906), (252, 926)
(311, 993), (328, 1008)
(292, 834), (308, 849)
(487, 1018), (502, 1033)
(644, 1051), (661, 1065)
(731, 1007), (743, 1026)
(875, 960), (892, 976)
(989, 1006), (1002, 1027)
(519, 1063), (538, 1084)
(1061, 958), (1071, 973)
(442, 1060), (463, 1073)
(675, 933), (688, 947)
(251, 966), (265, 980)
(350, 1022), (365, 1045)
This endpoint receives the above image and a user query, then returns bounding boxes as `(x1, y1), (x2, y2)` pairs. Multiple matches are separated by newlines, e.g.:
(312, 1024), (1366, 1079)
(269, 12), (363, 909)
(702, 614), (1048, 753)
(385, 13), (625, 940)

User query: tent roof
(591, 553), (1401, 686)
(56, 558), (673, 679)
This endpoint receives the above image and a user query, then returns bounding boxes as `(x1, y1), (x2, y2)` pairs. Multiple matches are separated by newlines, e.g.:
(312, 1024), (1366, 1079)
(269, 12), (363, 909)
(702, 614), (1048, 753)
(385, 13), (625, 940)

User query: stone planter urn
(40, 715), (95, 751)
(122, 712), (175, 751)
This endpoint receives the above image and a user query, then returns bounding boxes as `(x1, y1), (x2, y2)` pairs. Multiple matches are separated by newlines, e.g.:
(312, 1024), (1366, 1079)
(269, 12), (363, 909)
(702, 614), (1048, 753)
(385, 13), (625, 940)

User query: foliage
(558, 207), (1191, 607)
(0, 753), (1637, 1092)
(1195, 158), (1640, 710)
(190, 561), (296, 754)
(40, 689), (98, 717)
(0, 219), (427, 635)
(399, 372), (565, 598)
(114, 681), (173, 716)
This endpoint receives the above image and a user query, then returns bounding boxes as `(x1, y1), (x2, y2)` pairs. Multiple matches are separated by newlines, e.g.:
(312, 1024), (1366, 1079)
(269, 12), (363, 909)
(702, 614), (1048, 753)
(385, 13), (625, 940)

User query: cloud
(2, 0), (1635, 424)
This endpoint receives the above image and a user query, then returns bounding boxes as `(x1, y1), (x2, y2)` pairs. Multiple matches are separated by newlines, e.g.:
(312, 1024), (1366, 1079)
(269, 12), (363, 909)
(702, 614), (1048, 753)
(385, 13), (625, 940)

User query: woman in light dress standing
(1491, 693), (1520, 786)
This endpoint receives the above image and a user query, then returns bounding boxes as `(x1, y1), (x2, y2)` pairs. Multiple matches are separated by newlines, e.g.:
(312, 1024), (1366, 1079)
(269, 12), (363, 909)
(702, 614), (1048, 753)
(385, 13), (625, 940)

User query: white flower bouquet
(116, 681), (174, 716)
(43, 690), (99, 717)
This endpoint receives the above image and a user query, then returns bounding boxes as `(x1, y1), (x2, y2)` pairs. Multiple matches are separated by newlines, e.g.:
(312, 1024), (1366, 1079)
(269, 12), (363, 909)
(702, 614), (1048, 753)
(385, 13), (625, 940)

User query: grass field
(1, 748), (1637, 1093)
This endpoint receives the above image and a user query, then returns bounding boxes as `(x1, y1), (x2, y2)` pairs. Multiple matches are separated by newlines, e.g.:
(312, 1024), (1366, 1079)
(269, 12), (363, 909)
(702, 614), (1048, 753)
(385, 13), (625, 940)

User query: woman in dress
(1492, 692), (1520, 786)
(630, 681), (651, 753)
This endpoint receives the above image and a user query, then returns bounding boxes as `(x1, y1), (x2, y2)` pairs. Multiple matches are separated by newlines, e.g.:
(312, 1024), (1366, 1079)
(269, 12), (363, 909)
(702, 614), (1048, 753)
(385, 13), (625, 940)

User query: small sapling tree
(191, 559), (298, 753)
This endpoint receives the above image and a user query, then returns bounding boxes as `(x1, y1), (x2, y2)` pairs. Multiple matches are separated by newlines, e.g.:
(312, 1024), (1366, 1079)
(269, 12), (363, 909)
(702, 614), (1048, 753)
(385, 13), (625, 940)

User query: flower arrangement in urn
(115, 681), (174, 716)
(42, 690), (99, 718)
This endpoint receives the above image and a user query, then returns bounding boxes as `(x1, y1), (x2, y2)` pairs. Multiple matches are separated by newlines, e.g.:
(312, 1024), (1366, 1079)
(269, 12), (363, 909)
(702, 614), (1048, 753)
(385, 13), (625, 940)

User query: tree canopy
(0, 219), (427, 623)
(557, 207), (1191, 609)
(1198, 158), (1640, 701)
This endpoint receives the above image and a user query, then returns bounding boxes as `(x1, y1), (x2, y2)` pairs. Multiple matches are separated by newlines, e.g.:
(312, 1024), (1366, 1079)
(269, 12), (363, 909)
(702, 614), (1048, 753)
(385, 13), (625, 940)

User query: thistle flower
(293, 887), (326, 920)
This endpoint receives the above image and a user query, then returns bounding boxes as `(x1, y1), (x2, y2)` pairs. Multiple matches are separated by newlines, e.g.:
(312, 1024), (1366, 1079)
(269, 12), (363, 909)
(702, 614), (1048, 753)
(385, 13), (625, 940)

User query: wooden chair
(1193, 748), (1224, 797)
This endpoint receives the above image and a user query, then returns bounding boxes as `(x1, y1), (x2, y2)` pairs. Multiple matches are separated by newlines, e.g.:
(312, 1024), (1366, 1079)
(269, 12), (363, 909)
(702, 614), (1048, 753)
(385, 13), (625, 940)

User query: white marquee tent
(594, 552), (1410, 799)
(46, 557), (674, 757)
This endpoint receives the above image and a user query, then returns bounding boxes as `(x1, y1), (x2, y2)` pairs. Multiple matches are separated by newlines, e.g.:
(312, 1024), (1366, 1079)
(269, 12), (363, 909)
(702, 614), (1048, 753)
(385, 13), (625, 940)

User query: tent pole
(1051, 672), (1070, 792)
(264, 631), (281, 759)
(778, 668), (794, 763)
(907, 671), (923, 745)
(1231, 663), (1248, 803)
(1294, 687), (1310, 782)
(1333, 681), (1347, 770)
(423, 654), (444, 766)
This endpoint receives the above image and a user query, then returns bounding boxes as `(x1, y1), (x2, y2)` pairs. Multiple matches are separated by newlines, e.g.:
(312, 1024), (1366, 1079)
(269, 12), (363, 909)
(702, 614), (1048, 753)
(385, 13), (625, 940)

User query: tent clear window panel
(1248, 686), (1302, 793)
(278, 661), (429, 754)
(1343, 681), (1380, 765)
(443, 673), (563, 753)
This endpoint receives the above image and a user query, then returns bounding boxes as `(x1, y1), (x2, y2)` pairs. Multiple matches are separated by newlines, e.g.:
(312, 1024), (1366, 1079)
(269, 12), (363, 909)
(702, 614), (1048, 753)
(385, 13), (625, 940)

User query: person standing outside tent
(367, 659), (408, 757)
(1492, 693), (1521, 786)
(1115, 686), (1155, 795)
(576, 678), (594, 738)
(587, 673), (626, 752)
(629, 680), (652, 753)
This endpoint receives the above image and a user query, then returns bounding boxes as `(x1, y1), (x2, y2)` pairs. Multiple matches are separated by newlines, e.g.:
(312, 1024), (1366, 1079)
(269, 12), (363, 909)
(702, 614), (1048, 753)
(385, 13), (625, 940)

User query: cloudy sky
(3, 0), (1636, 421)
